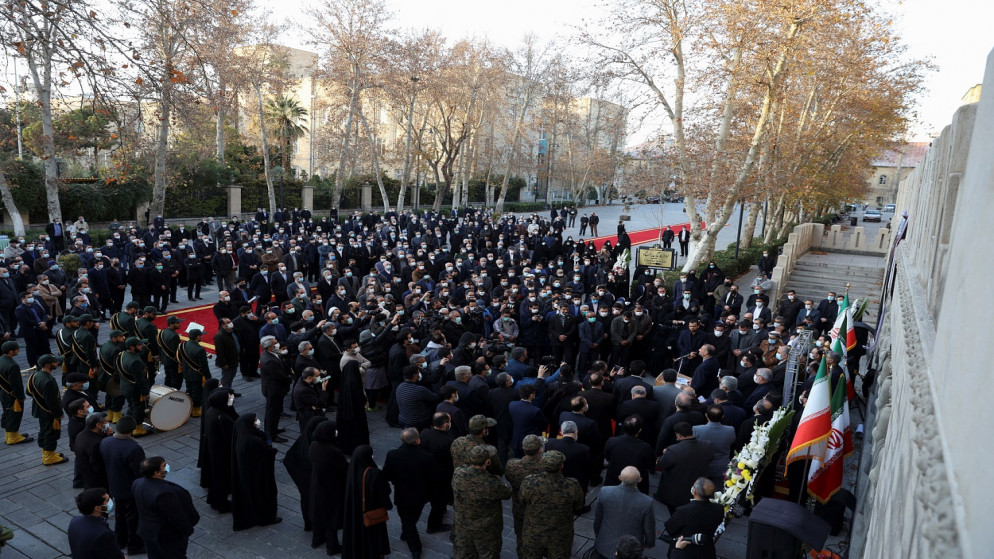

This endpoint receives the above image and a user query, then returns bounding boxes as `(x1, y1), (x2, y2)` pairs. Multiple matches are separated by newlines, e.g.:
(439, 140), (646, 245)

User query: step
(792, 262), (885, 276)
(788, 273), (882, 287)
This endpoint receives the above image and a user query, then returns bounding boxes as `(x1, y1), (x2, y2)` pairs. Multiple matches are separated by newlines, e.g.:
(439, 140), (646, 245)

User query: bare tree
(309, 0), (390, 209)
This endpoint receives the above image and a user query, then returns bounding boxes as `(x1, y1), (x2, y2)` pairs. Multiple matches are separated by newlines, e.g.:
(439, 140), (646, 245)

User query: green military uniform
(71, 319), (99, 377)
(178, 334), (211, 415)
(136, 309), (160, 384)
(157, 323), (182, 390)
(116, 339), (151, 433)
(518, 451), (584, 559)
(55, 318), (78, 380)
(110, 307), (139, 339)
(26, 356), (67, 464)
(99, 336), (126, 421)
(451, 447), (512, 559)
(505, 452), (546, 556)
(0, 348), (31, 444)
(451, 434), (504, 476)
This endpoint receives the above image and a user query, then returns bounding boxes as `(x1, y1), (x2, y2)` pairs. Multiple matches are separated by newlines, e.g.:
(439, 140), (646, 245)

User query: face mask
(787, 295), (795, 300)
(25, 297), (34, 304)
(753, 289), (760, 295)
(683, 294), (691, 300)
(420, 361), (427, 369)
(753, 324), (761, 331)
(270, 318), (279, 325)
(713, 330), (723, 337)
(634, 311), (644, 317)
(769, 338), (777, 344)
(105, 498), (115, 514)
(164, 464), (171, 475)
(254, 418), (262, 430)
(740, 360), (748, 368)
(86, 404), (94, 413)
(755, 302), (763, 308)
(588, 317), (596, 323)
(286, 308), (295, 314)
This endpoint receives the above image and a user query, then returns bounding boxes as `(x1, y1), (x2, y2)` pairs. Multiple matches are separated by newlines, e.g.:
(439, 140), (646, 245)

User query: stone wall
(851, 48), (994, 559)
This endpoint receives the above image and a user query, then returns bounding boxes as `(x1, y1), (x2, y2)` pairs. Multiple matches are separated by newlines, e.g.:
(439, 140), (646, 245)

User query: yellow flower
(742, 470), (753, 481)
(725, 480), (735, 487)
(738, 462), (746, 470)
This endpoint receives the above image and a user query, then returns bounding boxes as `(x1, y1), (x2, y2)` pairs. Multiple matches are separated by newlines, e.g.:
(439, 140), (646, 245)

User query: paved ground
(0, 203), (768, 558)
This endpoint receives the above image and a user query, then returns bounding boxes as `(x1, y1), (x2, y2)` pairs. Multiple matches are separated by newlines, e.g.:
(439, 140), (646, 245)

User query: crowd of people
(0, 206), (862, 559)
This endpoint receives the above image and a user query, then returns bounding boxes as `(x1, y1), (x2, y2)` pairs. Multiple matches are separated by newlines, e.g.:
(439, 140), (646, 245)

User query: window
(879, 175), (888, 185)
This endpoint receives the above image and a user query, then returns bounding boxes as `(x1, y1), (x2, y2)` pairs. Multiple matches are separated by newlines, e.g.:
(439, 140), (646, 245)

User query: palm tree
(265, 94), (309, 181)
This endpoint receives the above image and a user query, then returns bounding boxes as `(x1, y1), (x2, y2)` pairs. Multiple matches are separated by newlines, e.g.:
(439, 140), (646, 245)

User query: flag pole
(798, 456), (810, 504)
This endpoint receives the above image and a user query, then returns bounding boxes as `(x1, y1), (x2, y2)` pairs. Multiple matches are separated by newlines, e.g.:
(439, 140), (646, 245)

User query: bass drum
(147, 385), (192, 431)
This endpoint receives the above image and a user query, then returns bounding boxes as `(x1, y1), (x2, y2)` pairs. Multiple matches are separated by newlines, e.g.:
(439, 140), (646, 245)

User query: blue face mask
(164, 464), (171, 474)
(105, 498), (114, 513)
(82, 381), (90, 391)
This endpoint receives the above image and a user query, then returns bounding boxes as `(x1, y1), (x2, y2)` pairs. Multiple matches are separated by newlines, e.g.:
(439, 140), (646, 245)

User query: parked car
(646, 195), (661, 204)
(863, 209), (882, 222)
(883, 203), (896, 212)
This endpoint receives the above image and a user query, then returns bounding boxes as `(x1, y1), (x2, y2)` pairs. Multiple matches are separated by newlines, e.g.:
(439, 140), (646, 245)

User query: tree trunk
(496, 85), (533, 214)
(741, 202), (762, 249)
(0, 168), (26, 236)
(254, 82), (278, 215)
(764, 194), (785, 244)
(357, 109), (391, 212)
(396, 93), (416, 210)
(333, 74), (359, 209)
(683, 20), (803, 272)
(151, 80), (171, 217)
(39, 88), (63, 222)
(216, 80), (227, 165)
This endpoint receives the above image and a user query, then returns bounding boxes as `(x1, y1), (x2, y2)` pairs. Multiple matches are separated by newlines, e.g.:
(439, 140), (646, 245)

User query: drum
(148, 385), (192, 431)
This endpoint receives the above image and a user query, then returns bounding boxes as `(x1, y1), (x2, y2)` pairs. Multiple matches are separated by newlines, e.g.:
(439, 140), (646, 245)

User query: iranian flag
(829, 294), (857, 399)
(806, 372), (854, 503)
(785, 357), (831, 466)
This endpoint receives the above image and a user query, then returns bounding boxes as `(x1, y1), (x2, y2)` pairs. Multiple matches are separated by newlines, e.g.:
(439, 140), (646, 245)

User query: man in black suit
(487, 372), (518, 466)
(545, 420), (593, 495)
(654, 422), (714, 514)
(132, 456), (200, 559)
(677, 226), (691, 257)
(559, 396), (603, 478)
(582, 372), (616, 445)
(616, 385), (661, 446)
(663, 477), (725, 557)
(690, 344), (722, 400)
(419, 412), (456, 534)
(612, 360), (655, 407)
(383, 428), (438, 559)
(232, 306), (261, 380)
(68, 488), (125, 559)
(604, 416), (655, 494)
(259, 336), (291, 443)
(46, 217), (67, 251)
(547, 303), (578, 367)
(656, 393), (707, 455)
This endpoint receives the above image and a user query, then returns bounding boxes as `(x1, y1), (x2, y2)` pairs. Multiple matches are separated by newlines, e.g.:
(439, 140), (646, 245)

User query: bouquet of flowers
(711, 408), (795, 534)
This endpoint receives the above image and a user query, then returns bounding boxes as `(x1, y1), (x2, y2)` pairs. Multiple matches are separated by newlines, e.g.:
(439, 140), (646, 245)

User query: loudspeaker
(746, 499), (831, 559)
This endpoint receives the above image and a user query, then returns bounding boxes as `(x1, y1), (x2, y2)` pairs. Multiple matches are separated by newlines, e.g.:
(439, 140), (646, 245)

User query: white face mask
(254, 418), (262, 429)
(713, 330), (723, 337)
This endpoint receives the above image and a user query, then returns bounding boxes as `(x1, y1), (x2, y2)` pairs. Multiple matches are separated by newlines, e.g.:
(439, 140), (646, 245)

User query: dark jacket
(132, 476), (201, 542)
(382, 443), (438, 507)
(75, 429), (109, 490)
(68, 515), (125, 559)
(616, 398), (661, 446)
(260, 350), (291, 397)
(656, 409), (707, 455)
(509, 400), (548, 457)
(604, 434), (655, 494)
(213, 329), (239, 369)
(99, 435), (145, 500)
(654, 438), (714, 507)
(544, 437), (593, 492)
(664, 499), (726, 559)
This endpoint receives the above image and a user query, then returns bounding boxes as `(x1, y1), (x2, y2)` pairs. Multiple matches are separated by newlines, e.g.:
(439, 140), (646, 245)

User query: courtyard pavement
(0, 203), (762, 558)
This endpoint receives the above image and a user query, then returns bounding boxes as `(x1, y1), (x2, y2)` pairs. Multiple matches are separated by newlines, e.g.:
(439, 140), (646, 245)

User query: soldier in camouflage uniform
(519, 450), (585, 559)
(505, 433), (546, 556)
(451, 414), (503, 475)
(451, 445), (511, 559)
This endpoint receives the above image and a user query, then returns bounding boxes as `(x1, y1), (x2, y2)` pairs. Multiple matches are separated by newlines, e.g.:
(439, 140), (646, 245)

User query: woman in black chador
(231, 412), (281, 531)
(342, 445), (391, 558)
(202, 387), (237, 512)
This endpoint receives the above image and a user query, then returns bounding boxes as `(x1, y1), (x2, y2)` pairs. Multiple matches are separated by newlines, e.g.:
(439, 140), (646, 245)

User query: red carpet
(153, 304), (219, 353)
(586, 221), (707, 250)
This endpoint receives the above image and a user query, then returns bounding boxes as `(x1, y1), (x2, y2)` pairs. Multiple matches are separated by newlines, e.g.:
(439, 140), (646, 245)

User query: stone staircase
(782, 252), (885, 320)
